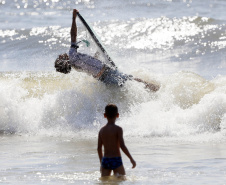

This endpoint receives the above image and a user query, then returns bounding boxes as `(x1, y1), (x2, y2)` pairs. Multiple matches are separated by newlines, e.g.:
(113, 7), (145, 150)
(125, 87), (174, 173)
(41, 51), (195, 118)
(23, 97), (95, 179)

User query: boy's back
(99, 124), (122, 158)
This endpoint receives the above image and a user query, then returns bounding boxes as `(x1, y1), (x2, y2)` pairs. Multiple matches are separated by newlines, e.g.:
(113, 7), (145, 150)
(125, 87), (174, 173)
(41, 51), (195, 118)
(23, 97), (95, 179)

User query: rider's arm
(71, 9), (78, 43)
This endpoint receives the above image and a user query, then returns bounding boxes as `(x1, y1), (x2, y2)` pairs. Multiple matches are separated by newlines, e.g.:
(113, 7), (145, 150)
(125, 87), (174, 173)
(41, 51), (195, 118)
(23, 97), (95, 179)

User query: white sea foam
(0, 71), (225, 142)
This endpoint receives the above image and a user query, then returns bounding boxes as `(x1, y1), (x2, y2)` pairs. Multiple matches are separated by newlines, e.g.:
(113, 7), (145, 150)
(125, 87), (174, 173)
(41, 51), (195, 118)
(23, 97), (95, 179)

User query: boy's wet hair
(105, 104), (118, 118)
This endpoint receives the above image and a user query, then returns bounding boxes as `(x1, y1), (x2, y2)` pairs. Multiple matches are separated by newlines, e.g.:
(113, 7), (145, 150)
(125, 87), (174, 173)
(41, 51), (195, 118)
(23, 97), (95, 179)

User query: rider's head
(55, 53), (71, 74)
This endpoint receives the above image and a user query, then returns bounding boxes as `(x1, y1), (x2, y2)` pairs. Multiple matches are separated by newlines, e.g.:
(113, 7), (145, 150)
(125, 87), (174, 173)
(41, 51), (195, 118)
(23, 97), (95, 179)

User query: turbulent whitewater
(0, 71), (226, 141)
(1, 1), (226, 184)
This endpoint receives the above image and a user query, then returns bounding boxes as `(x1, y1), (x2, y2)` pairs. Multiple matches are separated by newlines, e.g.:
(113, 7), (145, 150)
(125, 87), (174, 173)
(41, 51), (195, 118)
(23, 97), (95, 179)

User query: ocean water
(1, 0), (226, 184)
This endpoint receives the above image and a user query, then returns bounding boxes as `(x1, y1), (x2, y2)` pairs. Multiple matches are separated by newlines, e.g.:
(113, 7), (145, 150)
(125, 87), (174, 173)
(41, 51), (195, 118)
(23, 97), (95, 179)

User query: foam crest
(0, 71), (153, 136)
(119, 71), (226, 140)
(0, 71), (226, 142)
(93, 16), (224, 51)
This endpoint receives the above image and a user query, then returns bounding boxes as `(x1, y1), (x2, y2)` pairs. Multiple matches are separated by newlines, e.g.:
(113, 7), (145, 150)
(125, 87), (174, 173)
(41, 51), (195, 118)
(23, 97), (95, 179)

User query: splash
(0, 71), (225, 142)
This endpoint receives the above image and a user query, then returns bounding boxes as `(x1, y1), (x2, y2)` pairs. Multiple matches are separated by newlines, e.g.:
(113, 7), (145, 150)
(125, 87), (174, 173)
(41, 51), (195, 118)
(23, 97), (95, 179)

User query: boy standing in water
(97, 104), (136, 177)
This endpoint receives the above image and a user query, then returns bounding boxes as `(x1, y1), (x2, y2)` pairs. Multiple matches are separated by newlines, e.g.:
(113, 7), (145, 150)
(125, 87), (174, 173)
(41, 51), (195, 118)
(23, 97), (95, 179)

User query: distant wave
(1, 16), (226, 76)
(0, 16), (224, 43)
(1, 16), (225, 52)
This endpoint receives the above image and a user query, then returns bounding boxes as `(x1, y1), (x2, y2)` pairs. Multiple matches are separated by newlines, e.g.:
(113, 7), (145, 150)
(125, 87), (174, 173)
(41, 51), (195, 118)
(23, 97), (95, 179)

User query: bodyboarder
(55, 9), (159, 91)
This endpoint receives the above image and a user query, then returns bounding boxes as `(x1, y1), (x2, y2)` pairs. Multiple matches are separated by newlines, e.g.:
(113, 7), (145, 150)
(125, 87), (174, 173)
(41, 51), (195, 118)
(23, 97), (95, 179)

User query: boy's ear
(104, 113), (107, 118)
(116, 113), (119, 118)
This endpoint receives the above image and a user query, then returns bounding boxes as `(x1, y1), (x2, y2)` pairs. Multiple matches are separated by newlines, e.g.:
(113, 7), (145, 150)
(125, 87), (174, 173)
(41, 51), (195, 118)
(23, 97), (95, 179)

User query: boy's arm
(71, 9), (78, 43)
(97, 131), (103, 164)
(118, 127), (136, 168)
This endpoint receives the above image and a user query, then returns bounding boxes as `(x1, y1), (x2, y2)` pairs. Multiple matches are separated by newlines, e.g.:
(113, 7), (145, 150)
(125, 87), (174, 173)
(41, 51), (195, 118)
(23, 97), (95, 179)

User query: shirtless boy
(97, 104), (136, 177)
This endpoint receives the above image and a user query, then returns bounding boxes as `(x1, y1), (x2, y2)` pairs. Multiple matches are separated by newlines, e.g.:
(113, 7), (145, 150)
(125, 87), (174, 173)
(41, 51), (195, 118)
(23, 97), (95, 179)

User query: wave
(1, 16), (226, 76)
(0, 71), (225, 141)
(1, 16), (225, 50)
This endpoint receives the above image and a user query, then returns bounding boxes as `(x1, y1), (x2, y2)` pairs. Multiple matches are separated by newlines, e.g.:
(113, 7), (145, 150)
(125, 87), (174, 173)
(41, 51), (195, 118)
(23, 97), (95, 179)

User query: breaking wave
(0, 71), (226, 142)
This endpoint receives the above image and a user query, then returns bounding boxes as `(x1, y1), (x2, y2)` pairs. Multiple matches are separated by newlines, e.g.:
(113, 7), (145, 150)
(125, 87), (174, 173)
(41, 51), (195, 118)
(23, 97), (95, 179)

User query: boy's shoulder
(115, 124), (122, 130)
(99, 124), (122, 132)
(107, 123), (122, 129)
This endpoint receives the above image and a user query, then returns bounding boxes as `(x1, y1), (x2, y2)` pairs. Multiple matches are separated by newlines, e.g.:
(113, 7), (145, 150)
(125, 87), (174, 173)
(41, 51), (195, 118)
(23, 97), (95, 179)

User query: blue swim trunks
(101, 157), (123, 170)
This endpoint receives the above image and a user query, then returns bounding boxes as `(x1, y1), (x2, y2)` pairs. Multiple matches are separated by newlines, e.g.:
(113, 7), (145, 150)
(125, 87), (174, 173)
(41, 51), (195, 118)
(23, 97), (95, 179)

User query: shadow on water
(0, 130), (16, 135)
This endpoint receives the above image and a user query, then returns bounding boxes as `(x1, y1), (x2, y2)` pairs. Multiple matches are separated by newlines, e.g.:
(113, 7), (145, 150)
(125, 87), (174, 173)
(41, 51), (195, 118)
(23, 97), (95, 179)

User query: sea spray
(0, 71), (225, 142)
